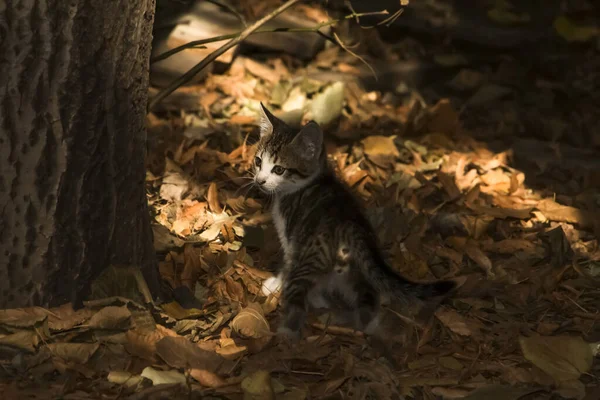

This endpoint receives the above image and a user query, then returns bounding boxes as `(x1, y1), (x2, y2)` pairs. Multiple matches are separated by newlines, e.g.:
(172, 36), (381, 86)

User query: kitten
(254, 104), (457, 340)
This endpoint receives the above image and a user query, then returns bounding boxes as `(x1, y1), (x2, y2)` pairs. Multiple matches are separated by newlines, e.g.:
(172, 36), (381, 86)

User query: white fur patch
(261, 273), (284, 296)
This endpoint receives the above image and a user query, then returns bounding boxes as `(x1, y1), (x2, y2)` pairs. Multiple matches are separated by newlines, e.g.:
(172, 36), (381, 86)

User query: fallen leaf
(554, 16), (599, 42)
(107, 371), (143, 388)
(141, 366), (186, 385)
(190, 368), (228, 388)
(435, 308), (478, 337)
(181, 244), (203, 291)
(0, 330), (39, 353)
(309, 81), (345, 126)
(535, 199), (593, 229)
(361, 136), (400, 158)
(488, 8), (530, 25)
(231, 302), (270, 339)
(207, 182), (223, 214)
(47, 343), (100, 364)
(125, 324), (179, 361)
(465, 239), (494, 276)
(241, 370), (274, 400)
(0, 308), (48, 328)
(462, 384), (542, 400)
(87, 306), (132, 330)
(310, 377), (349, 396)
(156, 336), (225, 371)
(519, 335), (594, 382)
(216, 337), (248, 360)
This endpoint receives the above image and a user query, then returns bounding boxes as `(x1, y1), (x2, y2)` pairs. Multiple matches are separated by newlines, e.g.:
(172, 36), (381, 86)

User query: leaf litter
(3, 1), (600, 399)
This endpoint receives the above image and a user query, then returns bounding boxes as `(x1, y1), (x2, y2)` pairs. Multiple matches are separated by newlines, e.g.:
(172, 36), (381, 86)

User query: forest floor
(1, 1), (600, 399)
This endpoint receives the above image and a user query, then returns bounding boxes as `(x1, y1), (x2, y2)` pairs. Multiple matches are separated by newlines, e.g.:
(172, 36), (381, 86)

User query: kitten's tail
(379, 265), (459, 301)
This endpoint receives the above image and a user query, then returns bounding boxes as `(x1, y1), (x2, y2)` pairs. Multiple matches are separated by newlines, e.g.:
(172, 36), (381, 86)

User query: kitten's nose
(256, 178), (266, 185)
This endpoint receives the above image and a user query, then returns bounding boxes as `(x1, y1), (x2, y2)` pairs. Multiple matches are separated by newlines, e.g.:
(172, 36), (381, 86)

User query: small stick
(148, 0), (304, 111)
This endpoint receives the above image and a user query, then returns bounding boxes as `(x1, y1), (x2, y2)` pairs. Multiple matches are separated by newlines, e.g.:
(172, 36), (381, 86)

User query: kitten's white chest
(272, 198), (289, 254)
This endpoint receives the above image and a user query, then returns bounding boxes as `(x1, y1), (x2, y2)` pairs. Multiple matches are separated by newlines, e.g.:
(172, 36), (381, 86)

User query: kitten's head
(253, 103), (324, 194)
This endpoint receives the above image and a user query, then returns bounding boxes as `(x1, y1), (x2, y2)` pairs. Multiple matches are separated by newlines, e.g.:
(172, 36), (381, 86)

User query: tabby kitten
(254, 104), (456, 340)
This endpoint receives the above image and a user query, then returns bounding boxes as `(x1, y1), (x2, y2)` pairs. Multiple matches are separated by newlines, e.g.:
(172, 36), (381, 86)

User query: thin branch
(148, 0), (304, 111)
(150, 10), (389, 65)
(205, 0), (247, 27)
(333, 32), (377, 80)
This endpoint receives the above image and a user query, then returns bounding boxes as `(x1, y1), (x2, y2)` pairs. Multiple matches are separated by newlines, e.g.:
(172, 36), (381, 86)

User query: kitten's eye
(272, 165), (285, 175)
(254, 156), (262, 167)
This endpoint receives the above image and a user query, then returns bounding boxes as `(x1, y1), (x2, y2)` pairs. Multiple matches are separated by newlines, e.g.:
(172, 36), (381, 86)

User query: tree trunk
(0, 0), (160, 308)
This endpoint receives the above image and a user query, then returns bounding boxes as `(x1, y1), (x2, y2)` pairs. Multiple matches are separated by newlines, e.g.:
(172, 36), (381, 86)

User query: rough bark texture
(0, 0), (160, 307)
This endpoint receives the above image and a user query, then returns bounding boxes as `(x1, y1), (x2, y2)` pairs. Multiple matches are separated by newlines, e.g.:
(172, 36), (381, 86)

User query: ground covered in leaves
(2, 1), (600, 399)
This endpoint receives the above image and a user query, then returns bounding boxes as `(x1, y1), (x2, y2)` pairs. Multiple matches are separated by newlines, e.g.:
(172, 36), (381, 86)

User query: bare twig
(150, 10), (389, 64)
(205, 0), (247, 27)
(148, 0), (304, 111)
(333, 32), (377, 80)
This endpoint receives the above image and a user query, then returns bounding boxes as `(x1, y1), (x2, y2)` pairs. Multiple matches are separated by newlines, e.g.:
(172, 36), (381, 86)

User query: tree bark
(0, 0), (160, 308)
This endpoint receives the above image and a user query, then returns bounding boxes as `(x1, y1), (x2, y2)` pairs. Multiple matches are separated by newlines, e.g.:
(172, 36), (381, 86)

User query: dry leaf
(465, 239), (494, 277)
(125, 324), (179, 361)
(231, 302), (270, 339)
(156, 336), (225, 371)
(47, 343), (100, 364)
(361, 136), (400, 158)
(141, 366), (186, 385)
(0, 330), (39, 353)
(190, 368), (228, 388)
(241, 370), (274, 400)
(554, 16), (599, 42)
(87, 306), (132, 330)
(0, 307), (48, 328)
(435, 308), (477, 337)
(107, 371), (143, 388)
(519, 335), (594, 382)
(207, 182), (223, 214)
(462, 385), (541, 400)
(181, 244), (203, 291)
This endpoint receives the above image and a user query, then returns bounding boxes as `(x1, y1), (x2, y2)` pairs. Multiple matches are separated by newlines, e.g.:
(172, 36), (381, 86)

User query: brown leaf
(215, 337), (247, 360)
(87, 306), (132, 330)
(342, 161), (368, 187)
(231, 302), (271, 339)
(437, 170), (461, 200)
(426, 98), (459, 135)
(464, 239), (494, 276)
(483, 239), (545, 258)
(519, 335), (594, 382)
(461, 385), (542, 400)
(47, 303), (95, 331)
(241, 370), (274, 400)
(181, 244), (203, 291)
(125, 324), (179, 361)
(155, 336), (225, 372)
(47, 343), (100, 364)
(206, 182), (223, 214)
(190, 368), (228, 388)
(244, 58), (280, 83)
(0, 330), (39, 353)
(0, 307), (48, 328)
(435, 308), (478, 337)
(310, 377), (349, 397)
(536, 199), (594, 229)
(361, 135), (400, 158)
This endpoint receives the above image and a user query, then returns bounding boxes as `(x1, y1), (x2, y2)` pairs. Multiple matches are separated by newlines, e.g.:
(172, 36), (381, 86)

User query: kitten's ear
(291, 121), (323, 160)
(258, 102), (275, 138)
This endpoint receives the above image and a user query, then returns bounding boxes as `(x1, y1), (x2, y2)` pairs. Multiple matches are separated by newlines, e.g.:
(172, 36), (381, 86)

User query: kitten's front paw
(261, 273), (283, 296)
(276, 325), (301, 343)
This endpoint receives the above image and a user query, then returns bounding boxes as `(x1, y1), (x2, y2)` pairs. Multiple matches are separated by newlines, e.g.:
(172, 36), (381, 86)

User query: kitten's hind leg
(278, 270), (317, 341)
(353, 280), (382, 336)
